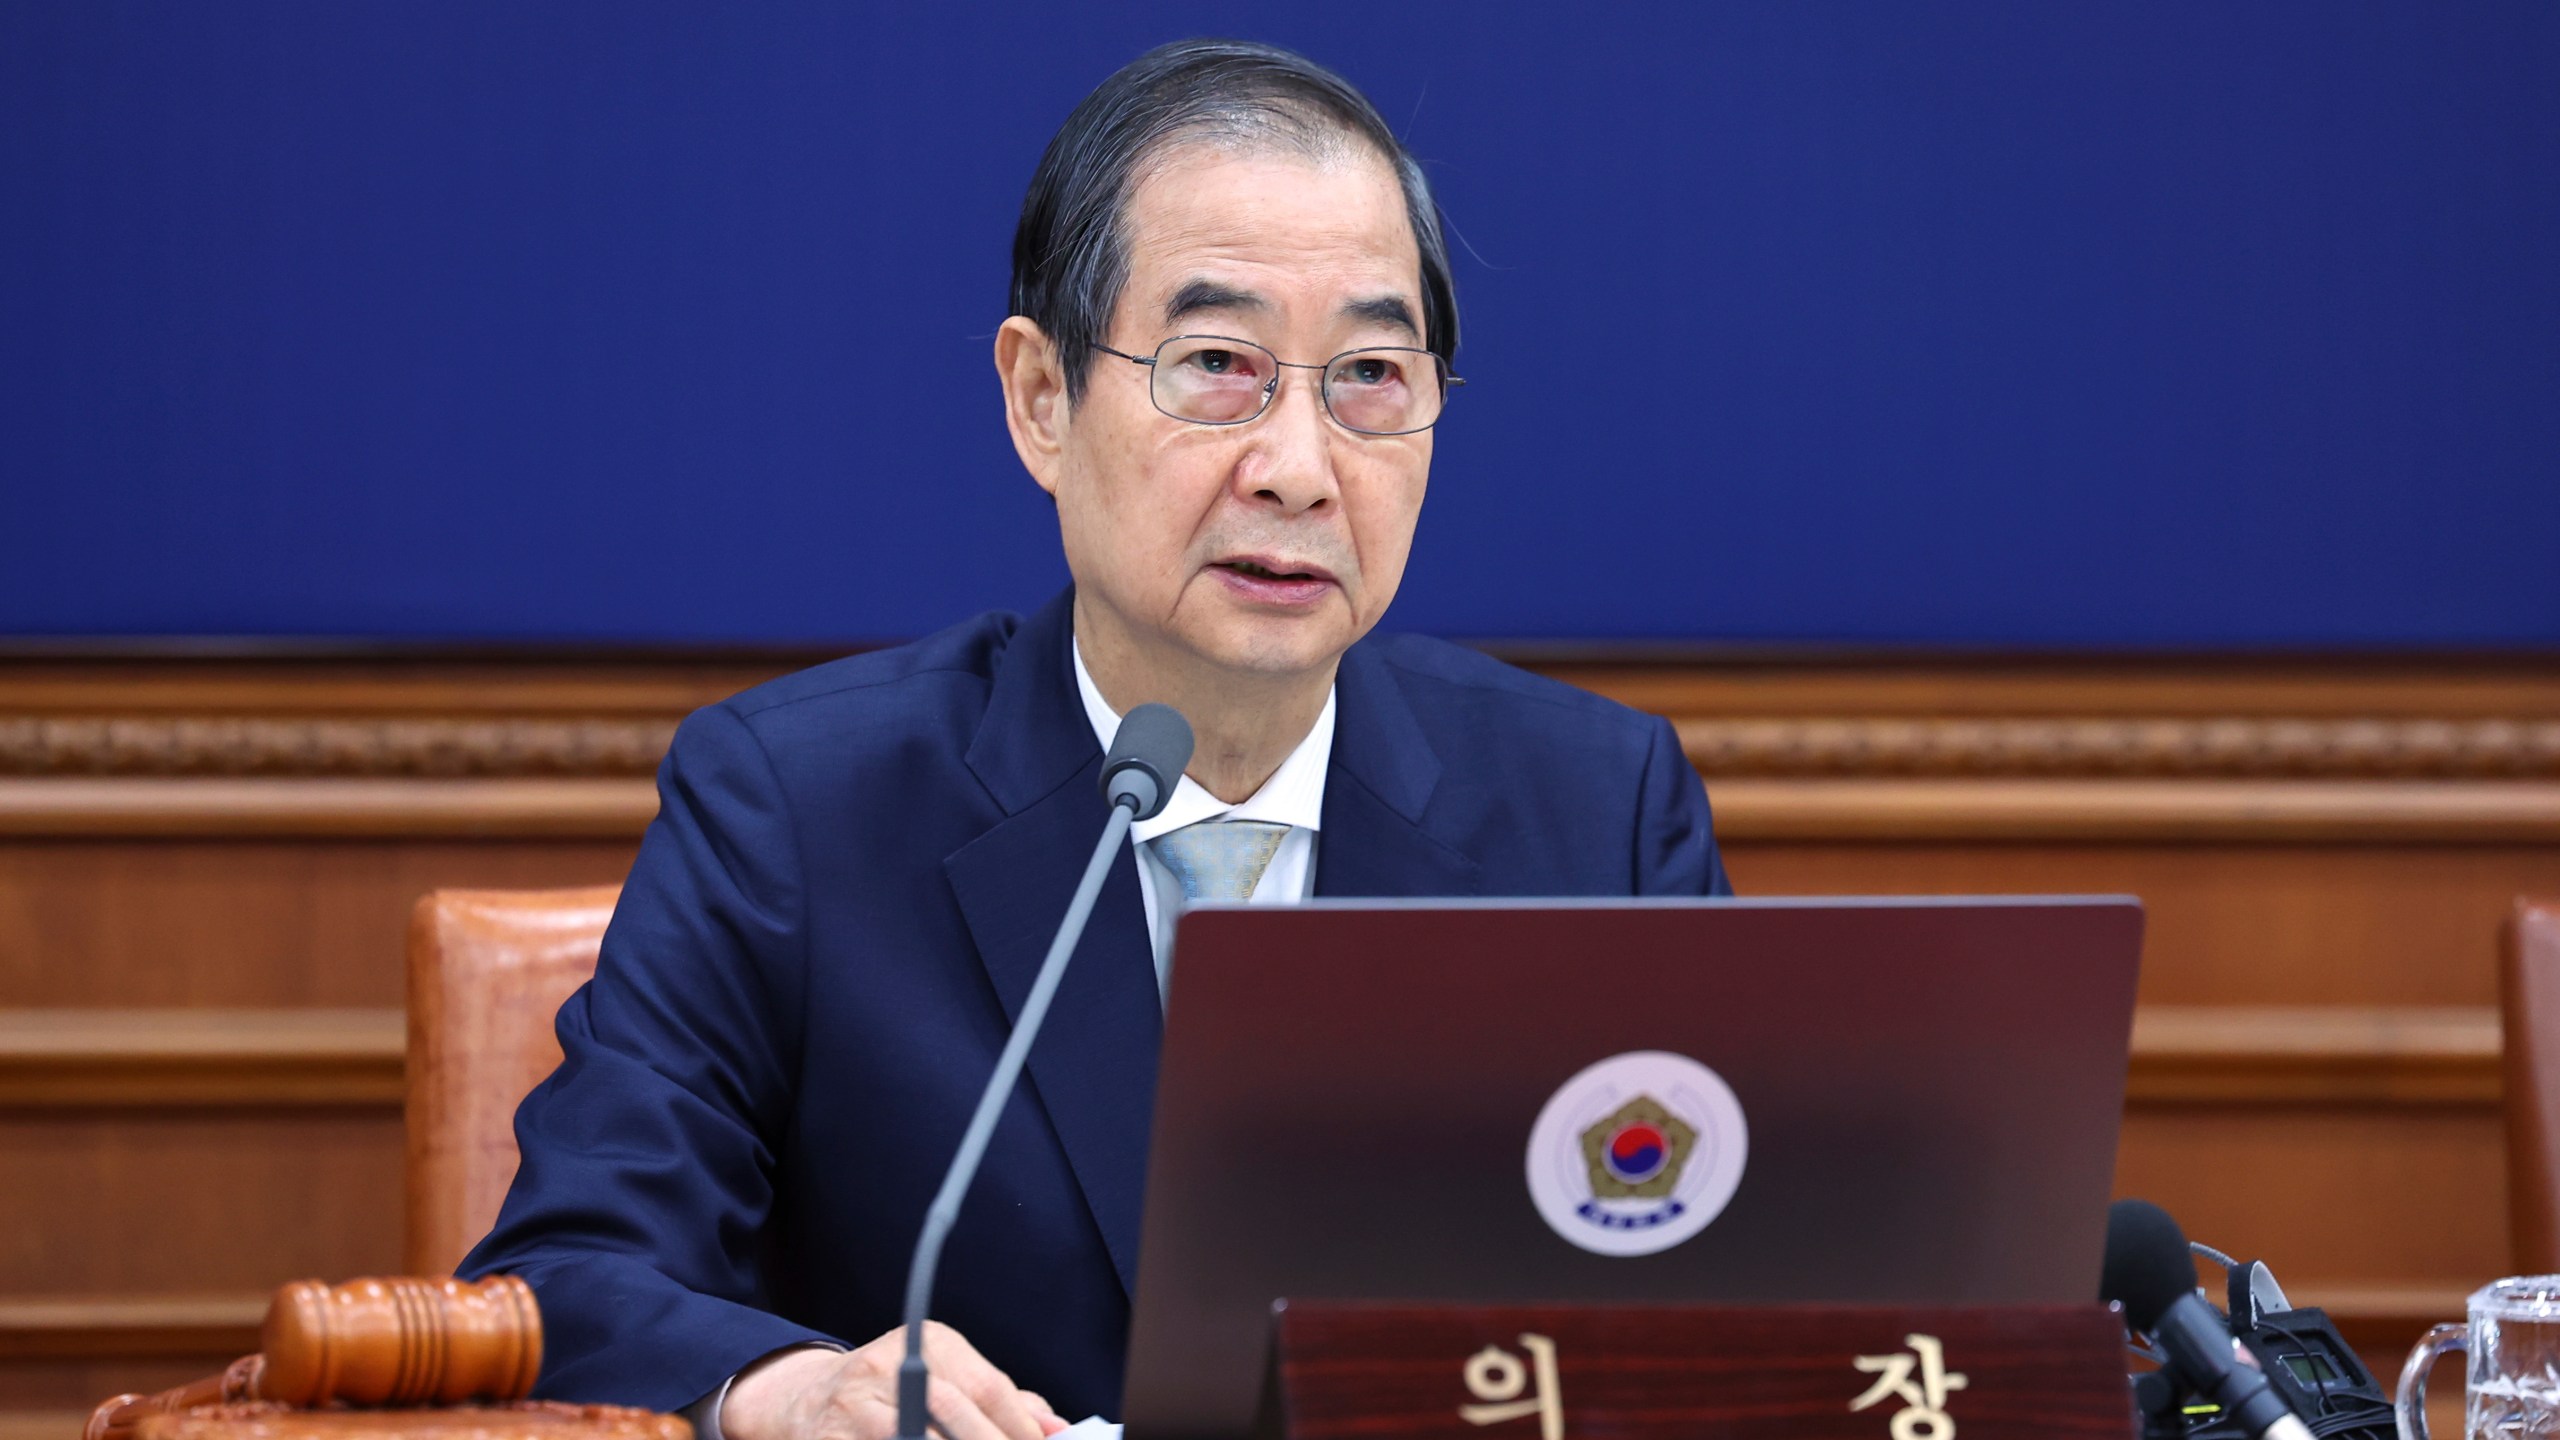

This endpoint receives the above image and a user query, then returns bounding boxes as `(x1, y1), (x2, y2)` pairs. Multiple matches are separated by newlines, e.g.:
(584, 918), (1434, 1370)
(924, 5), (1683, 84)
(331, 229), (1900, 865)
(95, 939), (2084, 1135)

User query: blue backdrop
(4, 3), (2555, 647)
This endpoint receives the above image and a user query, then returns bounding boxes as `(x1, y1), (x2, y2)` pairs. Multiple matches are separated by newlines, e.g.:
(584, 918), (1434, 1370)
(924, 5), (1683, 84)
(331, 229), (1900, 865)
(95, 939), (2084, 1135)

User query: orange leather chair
(406, 887), (619, 1278)
(2501, 898), (2560, 1273)
(91, 889), (635, 1437)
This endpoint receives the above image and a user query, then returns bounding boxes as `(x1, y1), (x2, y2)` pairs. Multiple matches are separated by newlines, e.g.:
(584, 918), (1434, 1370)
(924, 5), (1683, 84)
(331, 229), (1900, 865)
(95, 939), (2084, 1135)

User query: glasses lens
(1324, 349), (1443, 434)
(1151, 337), (1276, 424)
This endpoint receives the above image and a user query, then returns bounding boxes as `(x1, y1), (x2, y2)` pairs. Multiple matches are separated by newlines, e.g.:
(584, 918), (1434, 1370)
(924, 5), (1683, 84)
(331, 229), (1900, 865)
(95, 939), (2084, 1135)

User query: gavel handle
(86, 1356), (264, 1440)
(84, 1276), (541, 1440)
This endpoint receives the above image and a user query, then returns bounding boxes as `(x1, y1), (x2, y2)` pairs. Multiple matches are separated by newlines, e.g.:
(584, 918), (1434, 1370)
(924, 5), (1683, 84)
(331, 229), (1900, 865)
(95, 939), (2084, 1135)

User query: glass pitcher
(2399, 1276), (2560, 1440)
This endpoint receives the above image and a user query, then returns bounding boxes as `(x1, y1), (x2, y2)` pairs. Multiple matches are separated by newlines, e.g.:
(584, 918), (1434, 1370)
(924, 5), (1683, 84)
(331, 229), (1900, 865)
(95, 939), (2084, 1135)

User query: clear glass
(2399, 1276), (2560, 1440)
(1098, 335), (1457, 436)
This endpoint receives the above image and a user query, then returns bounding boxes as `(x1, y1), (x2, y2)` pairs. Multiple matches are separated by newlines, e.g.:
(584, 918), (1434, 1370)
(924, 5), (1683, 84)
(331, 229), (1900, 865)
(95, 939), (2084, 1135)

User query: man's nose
(1237, 370), (1343, 514)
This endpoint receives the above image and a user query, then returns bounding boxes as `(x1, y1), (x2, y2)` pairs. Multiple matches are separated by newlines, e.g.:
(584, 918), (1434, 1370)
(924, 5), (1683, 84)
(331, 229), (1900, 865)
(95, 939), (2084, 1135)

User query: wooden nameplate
(1255, 1301), (2135, 1440)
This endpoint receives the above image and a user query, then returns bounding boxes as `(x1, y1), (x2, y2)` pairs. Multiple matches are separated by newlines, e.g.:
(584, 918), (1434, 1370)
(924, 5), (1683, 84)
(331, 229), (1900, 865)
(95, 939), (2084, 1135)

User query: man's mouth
(1214, 558), (1335, 584)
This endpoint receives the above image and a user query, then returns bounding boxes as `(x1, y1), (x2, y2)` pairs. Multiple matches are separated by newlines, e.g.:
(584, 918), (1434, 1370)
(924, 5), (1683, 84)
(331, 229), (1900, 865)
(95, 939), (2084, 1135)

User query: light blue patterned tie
(1150, 819), (1291, 903)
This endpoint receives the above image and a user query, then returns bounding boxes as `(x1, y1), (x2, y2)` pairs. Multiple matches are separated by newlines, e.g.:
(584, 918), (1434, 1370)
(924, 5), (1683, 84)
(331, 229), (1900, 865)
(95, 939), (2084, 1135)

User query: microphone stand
(892, 795), (1139, 1440)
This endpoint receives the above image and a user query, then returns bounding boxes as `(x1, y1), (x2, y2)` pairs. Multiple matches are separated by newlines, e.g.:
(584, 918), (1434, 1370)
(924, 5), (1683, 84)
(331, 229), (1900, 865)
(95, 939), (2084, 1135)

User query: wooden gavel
(86, 1276), (543, 1440)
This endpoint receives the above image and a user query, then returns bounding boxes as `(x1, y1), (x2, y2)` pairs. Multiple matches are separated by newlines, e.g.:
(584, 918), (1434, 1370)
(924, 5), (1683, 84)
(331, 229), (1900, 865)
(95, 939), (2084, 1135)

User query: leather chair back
(2503, 898), (2560, 1272)
(405, 887), (618, 1278)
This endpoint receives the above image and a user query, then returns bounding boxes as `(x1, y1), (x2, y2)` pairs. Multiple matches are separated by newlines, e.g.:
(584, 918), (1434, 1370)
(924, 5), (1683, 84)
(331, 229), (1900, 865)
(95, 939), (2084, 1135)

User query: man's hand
(721, 1322), (1069, 1440)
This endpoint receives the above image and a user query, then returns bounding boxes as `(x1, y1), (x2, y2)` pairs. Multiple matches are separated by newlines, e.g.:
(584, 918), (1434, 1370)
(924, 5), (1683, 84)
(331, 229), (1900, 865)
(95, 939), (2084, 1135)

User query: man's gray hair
(1009, 38), (1459, 403)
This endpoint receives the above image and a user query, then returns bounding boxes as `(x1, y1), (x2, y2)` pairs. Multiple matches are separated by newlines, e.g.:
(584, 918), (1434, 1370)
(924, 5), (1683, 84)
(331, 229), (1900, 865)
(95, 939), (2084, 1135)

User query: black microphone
(1099, 701), (1191, 818)
(2103, 1199), (2314, 1440)
(893, 703), (1193, 1440)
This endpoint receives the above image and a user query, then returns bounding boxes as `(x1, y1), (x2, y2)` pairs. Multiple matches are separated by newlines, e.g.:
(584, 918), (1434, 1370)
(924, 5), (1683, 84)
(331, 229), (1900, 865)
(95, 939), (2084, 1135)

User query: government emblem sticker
(1524, 1050), (1747, 1257)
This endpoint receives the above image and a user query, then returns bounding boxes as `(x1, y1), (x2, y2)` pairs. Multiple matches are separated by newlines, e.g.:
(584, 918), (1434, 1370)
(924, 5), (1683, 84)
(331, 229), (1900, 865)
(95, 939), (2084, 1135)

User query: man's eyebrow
(1163, 280), (1268, 325)
(1159, 281), (1420, 339)
(1342, 295), (1419, 337)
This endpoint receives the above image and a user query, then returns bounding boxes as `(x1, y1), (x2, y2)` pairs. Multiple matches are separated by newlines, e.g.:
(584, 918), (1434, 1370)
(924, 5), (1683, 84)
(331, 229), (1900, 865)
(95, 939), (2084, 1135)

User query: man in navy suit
(463, 38), (1729, 1440)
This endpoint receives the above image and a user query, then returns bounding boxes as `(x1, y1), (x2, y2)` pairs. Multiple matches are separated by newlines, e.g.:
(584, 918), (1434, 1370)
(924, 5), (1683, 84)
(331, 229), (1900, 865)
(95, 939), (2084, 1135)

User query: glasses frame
(1092, 334), (1464, 437)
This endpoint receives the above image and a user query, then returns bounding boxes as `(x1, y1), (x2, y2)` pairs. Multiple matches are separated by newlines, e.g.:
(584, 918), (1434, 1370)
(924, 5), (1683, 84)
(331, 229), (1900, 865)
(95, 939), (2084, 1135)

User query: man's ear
(996, 316), (1068, 497)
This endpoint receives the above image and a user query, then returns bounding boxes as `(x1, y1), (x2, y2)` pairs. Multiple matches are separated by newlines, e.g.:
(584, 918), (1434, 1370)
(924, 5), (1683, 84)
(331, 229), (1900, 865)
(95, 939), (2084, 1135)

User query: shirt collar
(1072, 637), (1334, 845)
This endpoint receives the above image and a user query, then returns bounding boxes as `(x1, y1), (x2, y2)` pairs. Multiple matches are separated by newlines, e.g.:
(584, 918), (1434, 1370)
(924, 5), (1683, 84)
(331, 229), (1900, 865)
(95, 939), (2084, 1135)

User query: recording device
(2105, 1199), (2392, 1440)
(892, 704), (1195, 1440)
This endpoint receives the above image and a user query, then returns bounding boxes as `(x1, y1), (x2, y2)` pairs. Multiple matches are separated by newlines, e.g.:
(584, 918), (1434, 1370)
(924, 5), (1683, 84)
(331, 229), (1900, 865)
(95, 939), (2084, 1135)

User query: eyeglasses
(1092, 334), (1463, 437)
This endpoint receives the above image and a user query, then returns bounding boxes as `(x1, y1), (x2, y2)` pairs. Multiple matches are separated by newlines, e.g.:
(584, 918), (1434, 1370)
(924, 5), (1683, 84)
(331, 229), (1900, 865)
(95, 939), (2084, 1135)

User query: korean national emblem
(1524, 1050), (1749, 1257)
(1580, 1095), (1697, 1199)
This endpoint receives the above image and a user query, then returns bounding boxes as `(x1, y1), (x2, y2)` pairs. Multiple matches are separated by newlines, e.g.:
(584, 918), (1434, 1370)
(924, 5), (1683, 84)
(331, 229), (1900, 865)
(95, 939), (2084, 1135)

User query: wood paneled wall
(3, 649), (2557, 1427)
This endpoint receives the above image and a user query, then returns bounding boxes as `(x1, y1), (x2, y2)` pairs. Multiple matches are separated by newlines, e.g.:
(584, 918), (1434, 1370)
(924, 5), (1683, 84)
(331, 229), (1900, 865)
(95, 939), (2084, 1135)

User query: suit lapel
(944, 782), (1158, 1293)
(945, 589), (1161, 1294)
(939, 608), (1481, 1295)
(1316, 641), (1482, 899)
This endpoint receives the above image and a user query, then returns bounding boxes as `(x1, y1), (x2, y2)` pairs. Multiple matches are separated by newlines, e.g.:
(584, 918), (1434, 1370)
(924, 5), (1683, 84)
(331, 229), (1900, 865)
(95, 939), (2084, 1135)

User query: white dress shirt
(1072, 639), (1331, 985)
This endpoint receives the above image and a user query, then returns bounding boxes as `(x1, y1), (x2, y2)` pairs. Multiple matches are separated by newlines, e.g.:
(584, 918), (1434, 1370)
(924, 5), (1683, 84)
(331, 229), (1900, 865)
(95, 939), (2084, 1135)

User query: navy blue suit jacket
(462, 589), (1729, 1418)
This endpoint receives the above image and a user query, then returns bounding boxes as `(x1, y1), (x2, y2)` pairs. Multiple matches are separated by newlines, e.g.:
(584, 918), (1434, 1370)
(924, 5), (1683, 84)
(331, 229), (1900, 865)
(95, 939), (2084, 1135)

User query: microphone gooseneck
(2102, 1199), (2314, 1440)
(893, 704), (1194, 1440)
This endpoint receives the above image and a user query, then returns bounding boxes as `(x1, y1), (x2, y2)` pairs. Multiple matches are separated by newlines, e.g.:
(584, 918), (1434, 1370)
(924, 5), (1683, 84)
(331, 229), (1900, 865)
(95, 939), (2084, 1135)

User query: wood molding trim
(0, 1295), (262, 1360)
(6, 712), (2558, 782)
(4, 654), (2559, 784)
(2302, 1283), (2473, 1353)
(5, 657), (2557, 840)
(0, 1010), (405, 1107)
(1530, 661), (2560, 721)
(2131, 1006), (2500, 1105)
(0, 716), (679, 779)
(1674, 715), (2560, 779)
(0, 777), (657, 838)
(0, 1005), (2500, 1109)
(4, 776), (2556, 842)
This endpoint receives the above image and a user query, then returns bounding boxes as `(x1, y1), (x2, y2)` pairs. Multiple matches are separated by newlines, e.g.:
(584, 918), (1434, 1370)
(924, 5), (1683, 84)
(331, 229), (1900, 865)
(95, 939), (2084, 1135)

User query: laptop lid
(1119, 896), (2144, 1439)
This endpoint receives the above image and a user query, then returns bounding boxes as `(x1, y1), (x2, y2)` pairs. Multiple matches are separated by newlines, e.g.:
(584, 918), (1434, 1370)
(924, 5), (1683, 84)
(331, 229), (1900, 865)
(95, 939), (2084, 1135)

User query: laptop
(1117, 895), (2145, 1439)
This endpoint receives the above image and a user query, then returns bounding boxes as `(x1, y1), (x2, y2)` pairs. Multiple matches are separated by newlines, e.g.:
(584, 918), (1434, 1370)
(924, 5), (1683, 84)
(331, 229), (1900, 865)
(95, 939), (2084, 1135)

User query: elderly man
(464, 36), (1729, 1440)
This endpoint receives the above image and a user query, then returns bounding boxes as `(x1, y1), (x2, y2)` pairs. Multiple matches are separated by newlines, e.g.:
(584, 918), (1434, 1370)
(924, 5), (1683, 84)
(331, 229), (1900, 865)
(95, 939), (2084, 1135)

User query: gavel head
(258, 1276), (543, 1408)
